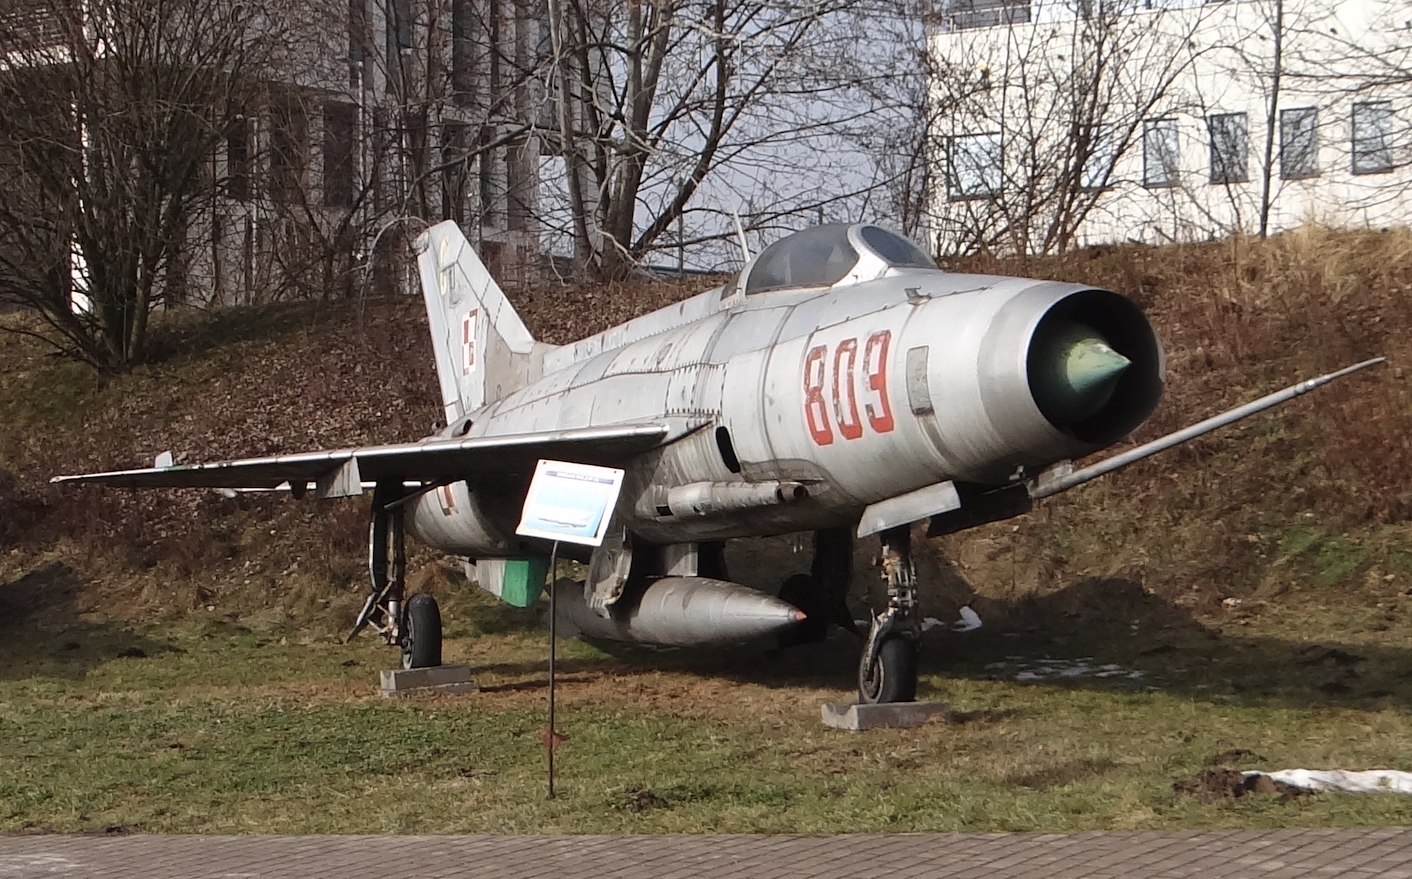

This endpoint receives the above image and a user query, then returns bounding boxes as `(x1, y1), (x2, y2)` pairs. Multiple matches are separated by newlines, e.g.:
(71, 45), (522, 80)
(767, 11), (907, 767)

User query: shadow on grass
(465, 570), (1412, 714)
(918, 574), (1412, 713)
(0, 562), (179, 681)
(9, 558), (1411, 714)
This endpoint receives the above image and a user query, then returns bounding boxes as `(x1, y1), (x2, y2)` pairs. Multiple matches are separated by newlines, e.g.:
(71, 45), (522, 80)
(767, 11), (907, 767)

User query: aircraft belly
(626, 502), (857, 544)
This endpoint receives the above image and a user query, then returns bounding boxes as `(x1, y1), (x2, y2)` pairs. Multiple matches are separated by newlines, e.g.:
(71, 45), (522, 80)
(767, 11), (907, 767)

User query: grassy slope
(4, 229), (1412, 833)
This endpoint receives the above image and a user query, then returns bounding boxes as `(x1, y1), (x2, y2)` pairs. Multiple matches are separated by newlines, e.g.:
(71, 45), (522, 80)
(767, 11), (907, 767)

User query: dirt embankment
(1, 228), (1410, 633)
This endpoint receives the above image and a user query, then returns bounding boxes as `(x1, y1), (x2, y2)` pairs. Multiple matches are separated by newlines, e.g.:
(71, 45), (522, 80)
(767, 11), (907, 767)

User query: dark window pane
(1143, 118), (1179, 188)
(1352, 101), (1395, 175)
(226, 117), (250, 201)
(1279, 107), (1318, 179)
(323, 102), (357, 208)
(270, 100), (308, 203)
(1207, 112), (1248, 184)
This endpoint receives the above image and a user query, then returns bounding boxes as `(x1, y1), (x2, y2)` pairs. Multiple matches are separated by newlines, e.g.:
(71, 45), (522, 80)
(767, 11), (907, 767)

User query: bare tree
(244, 0), (557, 300)
(539, 0), (935, 280)
(0, 0), (263, 370)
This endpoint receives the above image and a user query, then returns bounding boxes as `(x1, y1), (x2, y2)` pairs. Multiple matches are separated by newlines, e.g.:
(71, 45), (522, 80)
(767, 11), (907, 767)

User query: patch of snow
(920, 606), (983, 633)
(987, 656), (1146, 683)
(1244, 769), (1412, 794)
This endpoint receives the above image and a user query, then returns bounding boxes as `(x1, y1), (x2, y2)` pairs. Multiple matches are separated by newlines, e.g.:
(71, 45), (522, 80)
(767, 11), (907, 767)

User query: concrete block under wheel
(821, 701), (950, 731)
(381, 664), (479, 698)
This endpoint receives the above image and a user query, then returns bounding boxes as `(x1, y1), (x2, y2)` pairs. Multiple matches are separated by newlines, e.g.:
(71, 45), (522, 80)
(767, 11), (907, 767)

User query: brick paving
(4, 830), (1412, 878)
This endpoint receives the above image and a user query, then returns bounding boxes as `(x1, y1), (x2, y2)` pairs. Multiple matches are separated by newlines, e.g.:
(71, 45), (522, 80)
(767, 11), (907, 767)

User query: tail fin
(415, 221), (540, 424)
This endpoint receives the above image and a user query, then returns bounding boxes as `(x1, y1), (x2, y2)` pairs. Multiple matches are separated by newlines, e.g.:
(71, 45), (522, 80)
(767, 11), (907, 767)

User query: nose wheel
(857, 525), (921, 704)
(859, 634), (917, 703)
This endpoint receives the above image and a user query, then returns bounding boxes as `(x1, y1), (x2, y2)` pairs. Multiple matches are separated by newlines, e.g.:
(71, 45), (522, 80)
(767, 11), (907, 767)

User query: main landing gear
(857, 525), (920, 704)
(778, 527), (858, 648)
(349, 482), (443, 668)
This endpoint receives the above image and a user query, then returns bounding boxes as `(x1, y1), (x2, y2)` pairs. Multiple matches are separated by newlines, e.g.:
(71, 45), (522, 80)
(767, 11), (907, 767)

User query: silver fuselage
(407, 269), (1162, 556)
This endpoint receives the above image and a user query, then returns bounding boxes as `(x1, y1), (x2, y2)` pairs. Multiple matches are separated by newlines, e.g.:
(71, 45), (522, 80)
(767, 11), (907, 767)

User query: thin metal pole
(547, 540), (560, 799)
(1031, 357), (1384, 500)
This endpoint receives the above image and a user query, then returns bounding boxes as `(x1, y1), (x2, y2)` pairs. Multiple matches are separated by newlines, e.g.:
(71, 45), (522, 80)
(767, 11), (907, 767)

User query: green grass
(6, 600), (1412, 834)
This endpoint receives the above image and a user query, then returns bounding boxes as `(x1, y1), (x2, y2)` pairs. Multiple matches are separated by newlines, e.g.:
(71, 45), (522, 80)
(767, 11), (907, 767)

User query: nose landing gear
(857, 525), (920, 704)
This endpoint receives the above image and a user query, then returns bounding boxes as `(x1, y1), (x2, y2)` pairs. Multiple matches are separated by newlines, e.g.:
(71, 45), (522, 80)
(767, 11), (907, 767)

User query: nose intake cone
(1030, 321), (1131, 424)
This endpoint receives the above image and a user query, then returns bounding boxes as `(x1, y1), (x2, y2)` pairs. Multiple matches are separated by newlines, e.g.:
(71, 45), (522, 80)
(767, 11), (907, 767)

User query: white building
(927, 0), (1412, 255)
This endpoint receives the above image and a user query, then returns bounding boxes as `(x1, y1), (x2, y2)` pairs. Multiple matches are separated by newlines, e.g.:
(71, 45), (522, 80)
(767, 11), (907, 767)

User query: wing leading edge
(51, 423), (672, 494)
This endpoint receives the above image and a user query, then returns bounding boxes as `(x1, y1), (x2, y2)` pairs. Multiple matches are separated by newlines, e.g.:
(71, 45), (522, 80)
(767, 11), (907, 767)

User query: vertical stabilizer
(415, 221), (540, 424)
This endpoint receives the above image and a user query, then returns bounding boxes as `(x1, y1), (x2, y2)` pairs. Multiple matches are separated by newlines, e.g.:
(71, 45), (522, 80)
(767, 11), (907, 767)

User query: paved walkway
(3, 829), (1412, 878)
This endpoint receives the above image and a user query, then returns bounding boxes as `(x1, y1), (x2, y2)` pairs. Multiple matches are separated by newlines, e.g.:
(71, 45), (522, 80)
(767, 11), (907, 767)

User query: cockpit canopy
(743, 223), (935, 295)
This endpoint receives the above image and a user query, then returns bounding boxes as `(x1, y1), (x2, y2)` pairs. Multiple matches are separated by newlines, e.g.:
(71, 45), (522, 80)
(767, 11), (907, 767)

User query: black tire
(401, 593), (443, 669)
(777, 573), (830, 647)
(858, 636), (917, 704)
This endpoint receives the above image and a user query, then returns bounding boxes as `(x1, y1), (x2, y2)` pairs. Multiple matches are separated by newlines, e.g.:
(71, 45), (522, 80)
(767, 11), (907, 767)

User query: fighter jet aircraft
(54, 221), (1381, 703)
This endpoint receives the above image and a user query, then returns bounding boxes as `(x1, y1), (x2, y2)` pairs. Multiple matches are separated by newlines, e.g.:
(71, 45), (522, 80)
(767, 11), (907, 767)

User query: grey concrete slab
(380, 664), (478, 697)
(820, 701), (950, 731)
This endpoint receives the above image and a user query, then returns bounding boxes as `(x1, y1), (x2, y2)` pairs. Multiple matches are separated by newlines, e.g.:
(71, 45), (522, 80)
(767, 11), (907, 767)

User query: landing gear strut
(349, 482), (442, 668)
(778, 527), (859, 647)
(857, 525), (920, 703)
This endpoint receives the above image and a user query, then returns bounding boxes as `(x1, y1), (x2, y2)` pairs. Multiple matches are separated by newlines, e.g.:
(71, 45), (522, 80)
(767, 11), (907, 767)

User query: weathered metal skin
(404, 480), (516, 557)
(552, 576), (806, 646)
(424, 231), (1163, 552)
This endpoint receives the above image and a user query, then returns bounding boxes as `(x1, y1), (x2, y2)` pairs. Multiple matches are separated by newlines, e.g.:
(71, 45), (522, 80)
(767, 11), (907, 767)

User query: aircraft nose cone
(1030, 321), (1131, 424)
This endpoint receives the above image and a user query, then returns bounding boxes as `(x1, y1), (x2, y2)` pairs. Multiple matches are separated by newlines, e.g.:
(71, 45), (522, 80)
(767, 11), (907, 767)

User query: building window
(946, 132), (1002, 199)
(385, 0), (413, 88)
(451, 0), (478, 105)
(442, 122), (469, 224)
(936, 0), (1031, 31)
(226, 116), (251, 201)
(323, 102), (358, 208)
(270, 99), (309, 203)
(1279, 107), (1318, 179)
(1207, 112), (1248, 184)
(478, 125), (501, 224)
(1079, 125), (1117, 190)
(1143, 118), (1179, 188)
(1352, 101), (1395, 175)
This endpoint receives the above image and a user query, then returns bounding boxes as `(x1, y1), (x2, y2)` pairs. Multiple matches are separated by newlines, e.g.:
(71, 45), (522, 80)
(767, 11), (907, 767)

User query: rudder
(415, 221), (541, 424)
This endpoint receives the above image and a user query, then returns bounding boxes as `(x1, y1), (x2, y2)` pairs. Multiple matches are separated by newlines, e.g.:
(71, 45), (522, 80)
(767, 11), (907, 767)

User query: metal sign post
(546, 539), (560, 798)
(516, 459), (625, 800)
